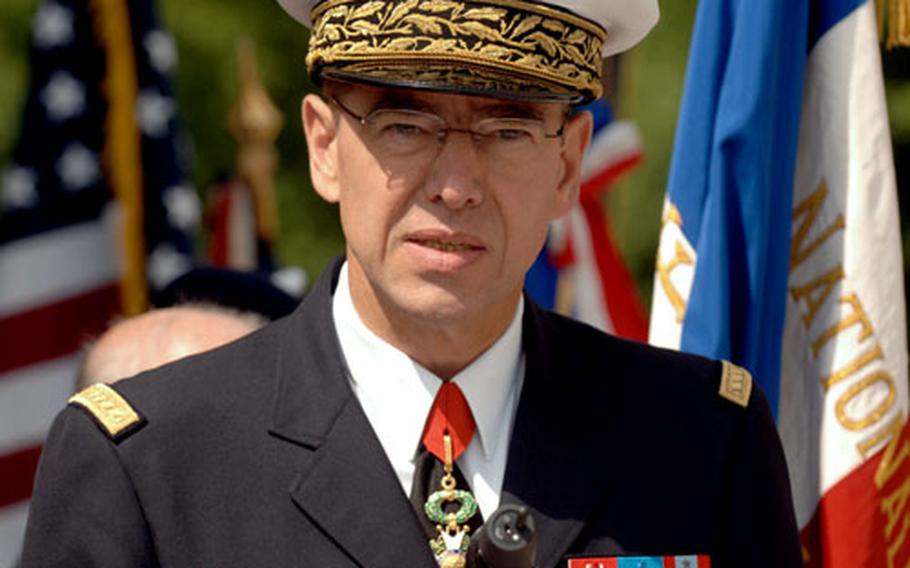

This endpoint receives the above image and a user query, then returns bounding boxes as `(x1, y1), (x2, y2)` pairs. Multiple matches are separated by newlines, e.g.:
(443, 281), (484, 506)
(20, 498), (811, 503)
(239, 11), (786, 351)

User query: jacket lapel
(288, 396), (437, 568)
(501, 300), (619, 568)
(268, 258), (436, 568)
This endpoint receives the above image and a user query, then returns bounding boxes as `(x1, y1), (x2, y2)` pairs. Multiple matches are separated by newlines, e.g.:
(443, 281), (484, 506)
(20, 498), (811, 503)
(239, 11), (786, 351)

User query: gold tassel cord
(877, 0), (910, 48)
(892, 0), (910, 48)
(89, 0), (148, 315)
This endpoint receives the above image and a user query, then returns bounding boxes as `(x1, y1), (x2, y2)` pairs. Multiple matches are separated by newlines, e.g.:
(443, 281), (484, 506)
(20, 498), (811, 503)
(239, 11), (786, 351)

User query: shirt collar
(450, 301), (523, 460)
(332, 262), (523, 460)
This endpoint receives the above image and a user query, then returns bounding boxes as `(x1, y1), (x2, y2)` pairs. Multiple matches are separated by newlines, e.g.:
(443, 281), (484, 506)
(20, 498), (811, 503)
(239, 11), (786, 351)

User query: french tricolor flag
(649, 0), (909, 565)
(525, 99), (647, 341)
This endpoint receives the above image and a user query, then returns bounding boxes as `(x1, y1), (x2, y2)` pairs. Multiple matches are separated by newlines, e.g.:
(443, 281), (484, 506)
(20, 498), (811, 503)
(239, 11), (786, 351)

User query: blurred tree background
(1, 0), (908, 311)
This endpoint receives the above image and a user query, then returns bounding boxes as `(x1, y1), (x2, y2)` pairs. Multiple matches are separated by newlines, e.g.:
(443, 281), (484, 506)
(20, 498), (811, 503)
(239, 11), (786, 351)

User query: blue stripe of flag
(665, 0), (810, 417)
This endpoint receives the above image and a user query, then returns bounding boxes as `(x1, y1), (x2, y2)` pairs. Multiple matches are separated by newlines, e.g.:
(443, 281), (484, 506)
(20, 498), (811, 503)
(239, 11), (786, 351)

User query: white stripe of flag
(0, 205), (120, 317)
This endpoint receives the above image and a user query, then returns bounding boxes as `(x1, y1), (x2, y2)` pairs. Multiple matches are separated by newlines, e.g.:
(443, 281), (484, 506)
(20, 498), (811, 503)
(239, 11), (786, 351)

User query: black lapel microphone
(470, 504), (537, 568)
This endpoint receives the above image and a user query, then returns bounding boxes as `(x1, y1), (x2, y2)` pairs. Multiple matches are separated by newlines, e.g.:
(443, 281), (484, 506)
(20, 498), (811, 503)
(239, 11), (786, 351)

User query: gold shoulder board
(719, 360), (753, 408)
(69, 383), (144, 441)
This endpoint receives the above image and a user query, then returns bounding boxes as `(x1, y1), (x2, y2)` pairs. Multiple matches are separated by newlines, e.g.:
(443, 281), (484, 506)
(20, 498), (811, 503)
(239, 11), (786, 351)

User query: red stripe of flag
(0, 444), (42, 508)
(801, 419), (910, 568)
(579, 194), (648, 341)
(580, 154), (643, 200)
(579, 152), (647, 341)
(210, 179), (233, 266)
(0, 283), (121, 375)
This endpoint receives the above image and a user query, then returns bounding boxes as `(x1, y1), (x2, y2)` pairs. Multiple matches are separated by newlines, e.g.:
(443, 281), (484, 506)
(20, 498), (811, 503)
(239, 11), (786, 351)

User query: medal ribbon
(419, 382), (479, 568)
(421, 382), (476, 463)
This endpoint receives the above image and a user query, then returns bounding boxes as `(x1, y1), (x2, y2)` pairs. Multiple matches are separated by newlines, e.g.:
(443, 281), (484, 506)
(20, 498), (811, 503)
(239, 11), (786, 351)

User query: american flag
(525, 98), (648, 341)
(0, 0), (197, 561)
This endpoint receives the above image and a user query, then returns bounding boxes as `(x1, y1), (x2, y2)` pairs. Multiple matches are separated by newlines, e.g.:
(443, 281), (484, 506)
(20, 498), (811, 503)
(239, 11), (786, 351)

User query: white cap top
(277, 0), (659, 57)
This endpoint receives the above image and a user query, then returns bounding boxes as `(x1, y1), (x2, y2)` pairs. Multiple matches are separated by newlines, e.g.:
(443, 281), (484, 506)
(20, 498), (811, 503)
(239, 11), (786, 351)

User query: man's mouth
(411, 239), (483, 252)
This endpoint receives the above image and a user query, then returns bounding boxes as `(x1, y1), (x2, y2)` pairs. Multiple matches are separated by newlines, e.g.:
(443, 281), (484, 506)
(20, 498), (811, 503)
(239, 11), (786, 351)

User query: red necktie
(421, 382), (476, 463)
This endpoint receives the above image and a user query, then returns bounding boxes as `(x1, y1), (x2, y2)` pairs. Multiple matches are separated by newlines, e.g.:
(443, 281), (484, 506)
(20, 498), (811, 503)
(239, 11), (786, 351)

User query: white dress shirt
(332, 262), (525, 519)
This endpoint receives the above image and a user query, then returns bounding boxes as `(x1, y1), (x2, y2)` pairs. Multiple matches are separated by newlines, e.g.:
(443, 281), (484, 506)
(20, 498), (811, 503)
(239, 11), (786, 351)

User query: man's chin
(388, 287), (473, 324)
(383, 279), (520, 331)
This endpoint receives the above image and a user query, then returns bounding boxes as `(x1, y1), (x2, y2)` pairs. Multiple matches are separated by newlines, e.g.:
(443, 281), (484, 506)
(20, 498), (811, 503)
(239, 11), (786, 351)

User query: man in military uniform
(20, 1), (803, 567)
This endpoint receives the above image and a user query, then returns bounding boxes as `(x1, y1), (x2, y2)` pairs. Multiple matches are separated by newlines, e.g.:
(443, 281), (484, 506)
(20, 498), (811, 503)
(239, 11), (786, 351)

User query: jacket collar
(268, 257), (437, 568)
(269, 255), (351, 448)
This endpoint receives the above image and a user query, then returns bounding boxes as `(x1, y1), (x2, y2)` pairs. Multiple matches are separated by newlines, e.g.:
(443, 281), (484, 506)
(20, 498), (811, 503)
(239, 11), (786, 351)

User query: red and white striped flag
(0, 0), (196, 561)
(0, 209), (124, 562)
(209, 177), (262, 270)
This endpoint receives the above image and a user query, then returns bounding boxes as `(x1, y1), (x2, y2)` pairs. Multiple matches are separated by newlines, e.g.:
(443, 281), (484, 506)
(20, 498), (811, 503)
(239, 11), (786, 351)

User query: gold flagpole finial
(228, 38), (284, 248)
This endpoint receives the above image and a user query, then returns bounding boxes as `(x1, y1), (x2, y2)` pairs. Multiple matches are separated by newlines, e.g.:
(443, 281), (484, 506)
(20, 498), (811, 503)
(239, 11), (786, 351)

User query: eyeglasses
(329, 95), (565, 171)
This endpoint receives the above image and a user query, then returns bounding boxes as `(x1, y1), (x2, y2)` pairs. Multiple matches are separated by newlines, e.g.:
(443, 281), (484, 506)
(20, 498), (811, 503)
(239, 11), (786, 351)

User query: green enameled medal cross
(419, 383), (481, 568)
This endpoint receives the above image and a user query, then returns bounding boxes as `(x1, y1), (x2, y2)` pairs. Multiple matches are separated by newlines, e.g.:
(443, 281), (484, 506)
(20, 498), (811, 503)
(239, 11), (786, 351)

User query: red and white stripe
(0, 206), (123, 563)
(209, 178), (258, 270)
(776, 3), (909, 565)
(548, 119), (648, 340)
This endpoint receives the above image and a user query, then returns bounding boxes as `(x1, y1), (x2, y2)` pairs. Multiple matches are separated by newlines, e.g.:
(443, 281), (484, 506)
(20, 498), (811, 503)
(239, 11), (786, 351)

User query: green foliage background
(1, 0), (909, 311)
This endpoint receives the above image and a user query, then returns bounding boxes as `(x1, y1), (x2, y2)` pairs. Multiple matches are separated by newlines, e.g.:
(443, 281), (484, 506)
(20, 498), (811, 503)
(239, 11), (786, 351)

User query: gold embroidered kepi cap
(276, 0), (659, 103)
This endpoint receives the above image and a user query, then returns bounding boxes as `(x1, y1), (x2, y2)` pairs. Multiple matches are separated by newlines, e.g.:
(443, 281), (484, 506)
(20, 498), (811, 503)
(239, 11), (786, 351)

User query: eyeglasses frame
(327, 95), (567, 146)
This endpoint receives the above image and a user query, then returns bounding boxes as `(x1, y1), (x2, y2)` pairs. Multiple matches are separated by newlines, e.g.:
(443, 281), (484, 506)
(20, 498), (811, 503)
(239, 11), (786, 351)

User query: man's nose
(421, 131), (486, 210)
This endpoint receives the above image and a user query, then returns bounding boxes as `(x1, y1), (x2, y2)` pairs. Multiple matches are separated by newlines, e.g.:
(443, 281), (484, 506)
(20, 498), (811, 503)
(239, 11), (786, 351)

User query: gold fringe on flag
(876, 0), (910, 48)
(89, 0), (148, 315)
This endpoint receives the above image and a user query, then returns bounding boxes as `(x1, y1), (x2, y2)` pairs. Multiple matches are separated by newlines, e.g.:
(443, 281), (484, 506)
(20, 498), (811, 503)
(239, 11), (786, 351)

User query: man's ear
(552, 109), (593, 219)
(302, 94), (340, 203)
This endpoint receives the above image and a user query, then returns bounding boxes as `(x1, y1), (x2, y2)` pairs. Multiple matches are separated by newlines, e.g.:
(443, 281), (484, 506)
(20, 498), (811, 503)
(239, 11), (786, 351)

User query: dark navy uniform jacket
(21, 259), (803, 567)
